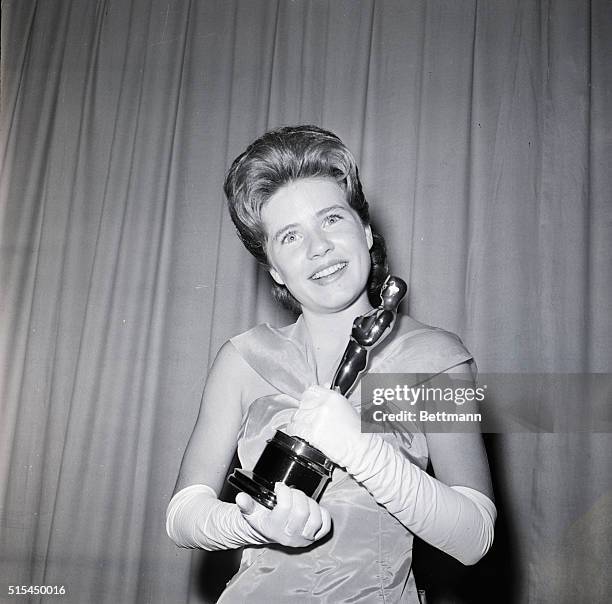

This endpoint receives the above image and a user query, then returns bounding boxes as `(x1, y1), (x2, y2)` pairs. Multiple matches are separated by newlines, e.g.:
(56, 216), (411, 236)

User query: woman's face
(261, 177), (373, 314)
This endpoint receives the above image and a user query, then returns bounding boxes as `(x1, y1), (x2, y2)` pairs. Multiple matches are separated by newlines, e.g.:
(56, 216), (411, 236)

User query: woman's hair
(223, 125), (388, 312)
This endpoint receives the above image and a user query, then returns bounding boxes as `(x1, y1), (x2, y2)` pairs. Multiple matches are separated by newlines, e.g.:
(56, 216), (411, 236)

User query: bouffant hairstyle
(223, 125), (388, 312)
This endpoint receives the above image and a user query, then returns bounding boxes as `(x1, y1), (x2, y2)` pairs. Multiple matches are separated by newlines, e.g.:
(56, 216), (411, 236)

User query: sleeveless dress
(217, 315), (473, 603)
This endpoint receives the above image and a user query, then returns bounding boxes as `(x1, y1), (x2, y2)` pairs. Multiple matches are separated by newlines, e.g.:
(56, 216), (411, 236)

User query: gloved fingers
(298, 385), (325, 410)
(235, 491), (273, 539)
(285, 408), (315, 441)
(271, 481), (293, 516)
(235, 491), (256, 515)
(313, 505), (332, 540)
(271, 482), (305, 534)
(292, 386), (353, 428)
(281, 486), (310, 537)
(235, 482), (333, 548)
(299, 496), (323, 540)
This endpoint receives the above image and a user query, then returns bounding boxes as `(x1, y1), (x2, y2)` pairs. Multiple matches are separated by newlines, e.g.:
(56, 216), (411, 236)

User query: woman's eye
(281, 232), (299, 245)
(324, 214), (342, 227)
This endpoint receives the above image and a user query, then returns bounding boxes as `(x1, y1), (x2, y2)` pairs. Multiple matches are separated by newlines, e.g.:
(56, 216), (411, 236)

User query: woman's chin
(301, 289), (370, 316)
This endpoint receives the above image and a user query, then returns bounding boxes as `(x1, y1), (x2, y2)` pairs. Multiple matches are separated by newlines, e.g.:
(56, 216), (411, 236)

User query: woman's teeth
(311, 262), (347, 280)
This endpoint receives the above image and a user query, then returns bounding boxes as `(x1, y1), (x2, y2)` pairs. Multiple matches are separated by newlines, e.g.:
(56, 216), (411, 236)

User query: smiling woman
(165, 126), (496, 602)
(223, 126), (389, 315)
(262, 178), (373, 315)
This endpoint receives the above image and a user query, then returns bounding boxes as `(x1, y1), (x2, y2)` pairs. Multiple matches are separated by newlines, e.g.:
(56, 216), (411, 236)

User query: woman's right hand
(235, 482), (332, 547)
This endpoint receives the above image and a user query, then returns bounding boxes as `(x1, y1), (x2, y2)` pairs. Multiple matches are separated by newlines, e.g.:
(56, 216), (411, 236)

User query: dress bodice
(218, 315), (472, 603)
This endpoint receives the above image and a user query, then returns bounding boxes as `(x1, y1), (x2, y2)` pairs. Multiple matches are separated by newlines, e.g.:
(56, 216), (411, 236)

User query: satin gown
(217, 315), (472, 603)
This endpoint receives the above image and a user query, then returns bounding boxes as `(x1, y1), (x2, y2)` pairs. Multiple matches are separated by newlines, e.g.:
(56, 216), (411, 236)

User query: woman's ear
(365, 225), (373, 250)
(269, 266), (285, 285)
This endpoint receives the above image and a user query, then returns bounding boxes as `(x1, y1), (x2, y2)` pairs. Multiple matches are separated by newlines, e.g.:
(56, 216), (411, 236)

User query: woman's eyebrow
(316, 204), (346, 217)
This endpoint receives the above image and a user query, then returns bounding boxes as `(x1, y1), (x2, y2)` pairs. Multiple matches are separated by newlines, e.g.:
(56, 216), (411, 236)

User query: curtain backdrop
(2, 1), (611, 602)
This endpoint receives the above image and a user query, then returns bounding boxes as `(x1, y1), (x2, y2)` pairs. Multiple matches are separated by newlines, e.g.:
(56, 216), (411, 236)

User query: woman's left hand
(286, 385), (364, 467)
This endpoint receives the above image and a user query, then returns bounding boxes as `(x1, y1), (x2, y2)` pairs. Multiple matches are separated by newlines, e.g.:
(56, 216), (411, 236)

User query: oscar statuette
(227, 275), (408, 509)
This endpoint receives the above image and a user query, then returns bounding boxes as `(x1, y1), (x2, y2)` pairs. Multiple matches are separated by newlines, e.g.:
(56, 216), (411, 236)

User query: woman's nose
(307, 230), (333, 258)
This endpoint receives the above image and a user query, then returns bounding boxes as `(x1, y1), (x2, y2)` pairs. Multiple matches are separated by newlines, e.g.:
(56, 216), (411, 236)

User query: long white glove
(166, 484), (267, 550)
(286, 386), (496, 566)
(166, 482), (331, 550)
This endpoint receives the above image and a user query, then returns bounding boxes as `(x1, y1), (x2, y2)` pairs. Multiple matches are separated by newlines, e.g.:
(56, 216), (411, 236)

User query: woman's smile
(310, 261), (348, 281)
(261, 177), (373, 314)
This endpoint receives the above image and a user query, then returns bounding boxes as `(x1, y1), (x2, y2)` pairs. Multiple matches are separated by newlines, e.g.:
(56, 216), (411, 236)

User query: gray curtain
(1, 1), (610, 602)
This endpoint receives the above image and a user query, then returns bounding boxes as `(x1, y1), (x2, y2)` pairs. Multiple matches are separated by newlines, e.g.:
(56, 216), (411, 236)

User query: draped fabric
(1, 1), (611, 602)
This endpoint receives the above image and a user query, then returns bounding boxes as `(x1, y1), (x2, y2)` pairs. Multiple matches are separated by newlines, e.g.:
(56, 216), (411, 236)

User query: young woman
(166, 126), (495, 602)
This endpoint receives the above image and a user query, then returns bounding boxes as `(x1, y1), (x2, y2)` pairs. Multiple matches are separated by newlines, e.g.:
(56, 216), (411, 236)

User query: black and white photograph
(1, 1), (611, 602)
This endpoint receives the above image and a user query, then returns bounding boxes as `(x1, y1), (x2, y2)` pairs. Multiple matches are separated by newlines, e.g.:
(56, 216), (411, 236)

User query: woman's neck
(301, 293), (374, 353)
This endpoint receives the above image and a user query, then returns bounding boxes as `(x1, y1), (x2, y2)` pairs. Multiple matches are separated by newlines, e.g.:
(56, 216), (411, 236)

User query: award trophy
(228, 275), (408, 509)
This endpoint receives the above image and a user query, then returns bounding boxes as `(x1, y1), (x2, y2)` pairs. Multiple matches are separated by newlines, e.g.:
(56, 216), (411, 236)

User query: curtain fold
(2, 1), (610, 602)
